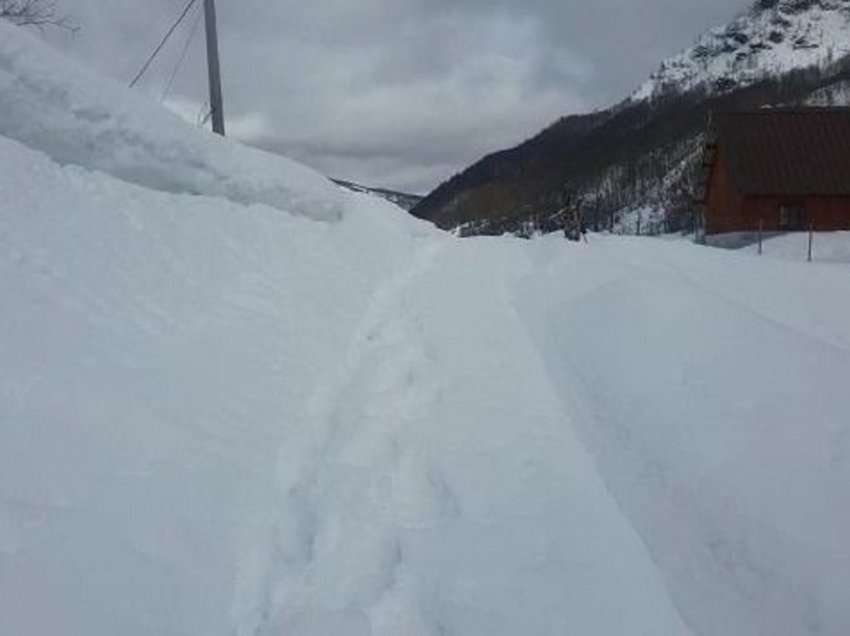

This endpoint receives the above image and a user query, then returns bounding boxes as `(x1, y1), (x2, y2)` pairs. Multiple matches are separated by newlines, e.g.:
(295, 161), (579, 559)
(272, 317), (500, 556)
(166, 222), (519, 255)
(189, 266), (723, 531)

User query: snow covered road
(251, 237), (693, 635)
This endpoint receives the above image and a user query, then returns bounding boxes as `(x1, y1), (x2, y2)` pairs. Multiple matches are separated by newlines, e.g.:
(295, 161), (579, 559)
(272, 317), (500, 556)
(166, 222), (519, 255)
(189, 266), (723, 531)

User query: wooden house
(699, 109), (850, 237)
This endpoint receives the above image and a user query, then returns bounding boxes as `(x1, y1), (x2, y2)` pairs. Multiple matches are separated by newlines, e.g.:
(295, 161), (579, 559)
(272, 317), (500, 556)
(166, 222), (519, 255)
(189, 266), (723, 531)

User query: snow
(0, 134), (689, 636)
(518, 235), (850, 635)
(632, 0), (850, 101)
(739, 231), (850, 263)
(0, 22), (343, 221)
(0, 132), (432, 635)
(3, 21), (850, 636)
(805, 78), (850, 105)
(612, 205), (667, 235)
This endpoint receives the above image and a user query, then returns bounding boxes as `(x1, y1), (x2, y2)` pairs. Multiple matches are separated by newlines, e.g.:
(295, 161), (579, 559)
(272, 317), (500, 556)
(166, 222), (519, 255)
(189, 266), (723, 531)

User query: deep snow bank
(0, 22), (343, 221)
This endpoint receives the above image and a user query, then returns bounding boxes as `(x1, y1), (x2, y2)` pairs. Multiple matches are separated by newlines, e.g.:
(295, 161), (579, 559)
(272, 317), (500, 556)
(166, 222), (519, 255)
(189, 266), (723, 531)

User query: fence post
(758, 219), (763, 255)
(808, 220), (814, 263)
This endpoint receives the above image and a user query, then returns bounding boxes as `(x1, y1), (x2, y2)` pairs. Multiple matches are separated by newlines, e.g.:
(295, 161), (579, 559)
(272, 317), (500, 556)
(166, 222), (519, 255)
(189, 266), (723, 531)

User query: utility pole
(204, 0), (225, 135)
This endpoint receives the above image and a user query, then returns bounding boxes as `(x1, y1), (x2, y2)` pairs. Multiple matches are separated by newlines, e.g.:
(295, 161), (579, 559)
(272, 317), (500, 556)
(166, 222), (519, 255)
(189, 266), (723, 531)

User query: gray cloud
(44, 0), (748, 193)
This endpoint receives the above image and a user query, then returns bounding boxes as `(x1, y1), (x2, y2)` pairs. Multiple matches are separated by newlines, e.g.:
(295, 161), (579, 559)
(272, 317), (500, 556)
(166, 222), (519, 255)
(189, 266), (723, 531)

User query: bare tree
(0, 0), (76, 31)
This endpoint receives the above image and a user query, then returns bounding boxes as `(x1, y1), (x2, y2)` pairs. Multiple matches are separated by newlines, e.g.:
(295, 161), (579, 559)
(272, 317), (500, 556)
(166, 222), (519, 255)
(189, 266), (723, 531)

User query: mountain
(331, 178), (423, 210)
(633, 0), (850, 100)
(412, 0), (850, 236)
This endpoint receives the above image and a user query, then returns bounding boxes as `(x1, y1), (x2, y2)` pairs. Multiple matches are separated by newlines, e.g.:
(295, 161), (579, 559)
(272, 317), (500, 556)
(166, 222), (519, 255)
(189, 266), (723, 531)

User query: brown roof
(713, 109), (850, 196)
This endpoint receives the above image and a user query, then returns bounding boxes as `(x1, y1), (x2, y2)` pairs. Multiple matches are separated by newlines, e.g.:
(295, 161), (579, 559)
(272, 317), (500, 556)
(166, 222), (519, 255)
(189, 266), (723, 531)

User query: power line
(129, 0), (200, 89)
(160, 1), (204, 102)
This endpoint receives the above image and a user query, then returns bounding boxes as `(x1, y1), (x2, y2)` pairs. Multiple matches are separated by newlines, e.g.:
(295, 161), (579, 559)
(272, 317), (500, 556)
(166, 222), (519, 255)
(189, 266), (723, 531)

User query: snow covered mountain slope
(633, 0), (850, 100)
(3, 20), (850, 636)
(805, 77), (850, 104)
(0, 22), (342, 221)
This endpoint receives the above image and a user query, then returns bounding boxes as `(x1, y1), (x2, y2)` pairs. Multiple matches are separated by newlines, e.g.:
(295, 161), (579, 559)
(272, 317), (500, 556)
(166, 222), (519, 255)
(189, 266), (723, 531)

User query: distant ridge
(332, 178), (423, 211)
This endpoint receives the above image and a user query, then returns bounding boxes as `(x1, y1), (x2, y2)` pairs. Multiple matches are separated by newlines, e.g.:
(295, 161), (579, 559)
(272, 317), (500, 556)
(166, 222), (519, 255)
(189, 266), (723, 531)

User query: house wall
(704, 150), (744, 235)
(743, 196), (850, 231)
(705, 147), (850, 234)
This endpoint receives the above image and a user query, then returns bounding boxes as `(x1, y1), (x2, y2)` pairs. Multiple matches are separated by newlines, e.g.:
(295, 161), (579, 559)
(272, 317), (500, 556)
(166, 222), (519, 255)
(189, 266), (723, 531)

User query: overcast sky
(45, 0), (748, 193)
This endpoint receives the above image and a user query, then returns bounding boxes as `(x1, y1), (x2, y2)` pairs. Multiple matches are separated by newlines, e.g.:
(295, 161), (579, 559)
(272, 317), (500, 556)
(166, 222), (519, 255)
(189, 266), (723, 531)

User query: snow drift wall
(0, 22), (343, 222)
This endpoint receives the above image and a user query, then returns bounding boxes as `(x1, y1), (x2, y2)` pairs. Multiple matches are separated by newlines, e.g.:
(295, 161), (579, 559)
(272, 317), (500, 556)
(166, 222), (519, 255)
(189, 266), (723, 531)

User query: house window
(779, 204), (804, 230)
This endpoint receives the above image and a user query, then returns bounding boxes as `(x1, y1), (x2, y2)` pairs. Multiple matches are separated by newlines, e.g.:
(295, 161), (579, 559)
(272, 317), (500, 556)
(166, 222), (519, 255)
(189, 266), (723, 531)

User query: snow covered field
(2, 23), (850, 636)
(740, 231), (850, 264)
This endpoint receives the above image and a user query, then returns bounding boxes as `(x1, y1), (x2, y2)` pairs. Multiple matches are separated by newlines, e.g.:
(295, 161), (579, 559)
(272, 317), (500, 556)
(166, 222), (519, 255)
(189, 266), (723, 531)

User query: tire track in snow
(517, 243), (850, 635)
